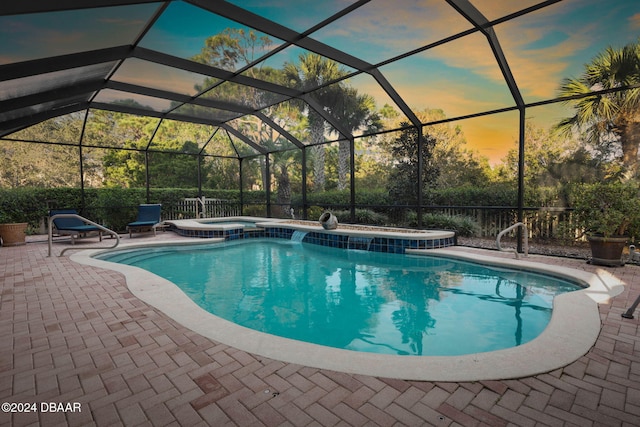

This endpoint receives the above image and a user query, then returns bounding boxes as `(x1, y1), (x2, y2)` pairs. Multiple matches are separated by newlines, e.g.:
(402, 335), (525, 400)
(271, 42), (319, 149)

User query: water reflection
(115, 240), (579, 356)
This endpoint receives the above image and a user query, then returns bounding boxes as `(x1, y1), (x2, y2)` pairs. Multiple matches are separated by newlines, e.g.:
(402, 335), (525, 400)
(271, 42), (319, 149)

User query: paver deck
(1, 233), (639, 426)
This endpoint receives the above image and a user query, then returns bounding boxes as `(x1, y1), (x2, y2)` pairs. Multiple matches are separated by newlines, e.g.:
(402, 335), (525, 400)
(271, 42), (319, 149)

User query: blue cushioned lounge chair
(50, 209), (102, 244)
(127, 204), (162, 237)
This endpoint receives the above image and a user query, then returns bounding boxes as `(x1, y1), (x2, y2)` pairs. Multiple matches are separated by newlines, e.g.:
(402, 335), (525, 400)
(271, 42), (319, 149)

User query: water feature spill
(348, 236), (373, 251)
(291, 230), (308, 243)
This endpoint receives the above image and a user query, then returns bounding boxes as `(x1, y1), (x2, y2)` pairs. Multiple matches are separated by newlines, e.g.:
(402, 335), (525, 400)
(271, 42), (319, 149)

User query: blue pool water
(100, 239), (581, 356)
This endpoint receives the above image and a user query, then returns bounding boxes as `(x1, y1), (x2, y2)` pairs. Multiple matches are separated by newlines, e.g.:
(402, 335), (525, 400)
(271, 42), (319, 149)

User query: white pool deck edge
(71, 238), (625, 382)
(164, 216), (455, 239)
(163, 216), (286, 231)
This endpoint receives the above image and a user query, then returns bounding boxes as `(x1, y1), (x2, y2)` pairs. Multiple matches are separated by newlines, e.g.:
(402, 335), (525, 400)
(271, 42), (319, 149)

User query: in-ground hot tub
(164, 216), (456, 252)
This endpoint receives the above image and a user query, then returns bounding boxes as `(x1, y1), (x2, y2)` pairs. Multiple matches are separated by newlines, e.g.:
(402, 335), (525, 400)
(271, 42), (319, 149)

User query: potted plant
(0, 210), (29, 247)
(571, 181), (640, 266)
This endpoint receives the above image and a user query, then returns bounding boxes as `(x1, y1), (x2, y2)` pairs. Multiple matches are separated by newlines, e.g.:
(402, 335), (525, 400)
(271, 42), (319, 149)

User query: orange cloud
(330, 0), (603, 102)
(358, 73), (520, 164)
(422, 9), (594, 100)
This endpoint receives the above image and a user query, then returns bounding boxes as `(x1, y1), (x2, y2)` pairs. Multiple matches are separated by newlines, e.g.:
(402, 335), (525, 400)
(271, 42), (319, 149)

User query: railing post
(48, 214), (120, 257)
(496, 222), (529, 259)
(622, 294), (640, 319)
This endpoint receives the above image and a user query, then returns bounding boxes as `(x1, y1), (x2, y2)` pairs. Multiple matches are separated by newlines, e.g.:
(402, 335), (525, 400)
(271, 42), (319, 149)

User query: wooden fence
(429, 206), (578, 240)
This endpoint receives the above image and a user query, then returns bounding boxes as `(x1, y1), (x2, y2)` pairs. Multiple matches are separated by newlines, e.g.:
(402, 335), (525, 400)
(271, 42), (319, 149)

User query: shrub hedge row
(0, 186), (517, 235)
(0, 188), (240, 232)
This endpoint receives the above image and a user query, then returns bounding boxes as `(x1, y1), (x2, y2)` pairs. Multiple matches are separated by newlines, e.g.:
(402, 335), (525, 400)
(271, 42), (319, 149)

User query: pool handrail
(48, 213), (120, 257)
(496, 222), (528, 259)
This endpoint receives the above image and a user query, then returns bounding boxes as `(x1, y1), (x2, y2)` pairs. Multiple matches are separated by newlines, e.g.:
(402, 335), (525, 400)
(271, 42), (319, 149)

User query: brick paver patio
(1, 234), (639, 426)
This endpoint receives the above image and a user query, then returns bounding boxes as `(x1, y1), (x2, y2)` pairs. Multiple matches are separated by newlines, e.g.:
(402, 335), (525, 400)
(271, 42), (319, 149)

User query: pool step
(101, 251), (166, 265)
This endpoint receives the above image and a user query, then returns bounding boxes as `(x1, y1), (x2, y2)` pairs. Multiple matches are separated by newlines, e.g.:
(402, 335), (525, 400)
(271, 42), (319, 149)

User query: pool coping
(164, 216), (455, 239)
(256, 220), (455, 240)
(165, 216), (456, 252)
(164, 216), (286, 231)
(71, 239), (625, 382)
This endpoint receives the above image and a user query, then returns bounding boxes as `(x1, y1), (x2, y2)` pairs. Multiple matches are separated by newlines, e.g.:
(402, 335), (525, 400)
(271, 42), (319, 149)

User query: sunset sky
(1, 0), (639, 164)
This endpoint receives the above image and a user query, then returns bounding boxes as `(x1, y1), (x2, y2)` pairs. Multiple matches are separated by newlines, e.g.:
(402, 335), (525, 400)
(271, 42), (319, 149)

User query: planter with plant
(571, 181), (640, 266)
(0, 211), (28, 247)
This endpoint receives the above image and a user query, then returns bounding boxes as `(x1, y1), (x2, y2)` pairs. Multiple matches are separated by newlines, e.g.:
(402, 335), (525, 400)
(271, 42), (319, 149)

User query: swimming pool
(99, 239), (581, 357)
(76, 236), (624, 381)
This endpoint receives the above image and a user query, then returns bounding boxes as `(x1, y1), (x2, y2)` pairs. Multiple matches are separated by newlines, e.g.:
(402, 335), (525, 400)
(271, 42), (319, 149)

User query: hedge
(0, 188), (243, 232)
(1, 185), (519, 234)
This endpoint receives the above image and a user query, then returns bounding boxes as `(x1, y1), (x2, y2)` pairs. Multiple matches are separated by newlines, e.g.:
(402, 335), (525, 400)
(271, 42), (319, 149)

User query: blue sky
(1, 0), (639, 163)
(231, 0), (638, 161)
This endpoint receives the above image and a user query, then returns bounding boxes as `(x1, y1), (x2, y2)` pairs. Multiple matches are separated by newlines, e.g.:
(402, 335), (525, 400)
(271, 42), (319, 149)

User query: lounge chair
(127, 204), (162, 237)
(49, 209), (102, 244)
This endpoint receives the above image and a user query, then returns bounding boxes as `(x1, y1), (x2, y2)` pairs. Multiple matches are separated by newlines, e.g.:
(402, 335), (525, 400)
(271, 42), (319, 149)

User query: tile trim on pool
(73, 240), (625, 382)
(165, 217), (456, 253)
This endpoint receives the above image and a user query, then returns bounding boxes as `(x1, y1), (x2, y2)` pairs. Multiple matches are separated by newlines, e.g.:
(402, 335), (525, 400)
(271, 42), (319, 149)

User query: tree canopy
(4, 29), (639, 223)
(557, 38), (640, 179)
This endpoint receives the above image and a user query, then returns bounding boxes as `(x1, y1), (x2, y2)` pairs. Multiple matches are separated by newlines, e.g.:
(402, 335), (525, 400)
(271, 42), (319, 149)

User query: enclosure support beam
(79, 111), (90, 210)
(349, 137), (356, 223)
(517, 108), (526, 253)
(417, 126), (424, 229)
(239, 158), (244, 216)
(449, 0), (526, 252)
(301, 147), (308, 220)
(145, 151), (150, 204)
(197, 155), (203, 199)
(265, 154), (271, 218)
(78, 144), (85, 210)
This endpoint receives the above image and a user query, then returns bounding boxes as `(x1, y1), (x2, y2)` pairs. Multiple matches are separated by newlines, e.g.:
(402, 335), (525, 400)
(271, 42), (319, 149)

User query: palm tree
(283, 53), (349, 191)
(556, 39), (640, 178)
(331, 88), (381, 190)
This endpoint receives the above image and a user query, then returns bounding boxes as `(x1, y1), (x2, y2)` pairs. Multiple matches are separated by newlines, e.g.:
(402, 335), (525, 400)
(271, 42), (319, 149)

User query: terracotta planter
(319, 212), (338, 230)
(0, 222), (28, 246)
(588, 235), (628, 267)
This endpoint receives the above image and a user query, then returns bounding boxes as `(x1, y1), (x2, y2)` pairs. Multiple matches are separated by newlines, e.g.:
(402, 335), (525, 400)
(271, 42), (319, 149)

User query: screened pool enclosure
(1, 1), (639, 238)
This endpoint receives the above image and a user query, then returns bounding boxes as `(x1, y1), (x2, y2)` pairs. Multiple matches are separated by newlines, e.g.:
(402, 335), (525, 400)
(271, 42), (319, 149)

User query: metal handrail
(622, 294), (640, 319)
(48, 214), (120, 257)
(496, 222), (528, 259)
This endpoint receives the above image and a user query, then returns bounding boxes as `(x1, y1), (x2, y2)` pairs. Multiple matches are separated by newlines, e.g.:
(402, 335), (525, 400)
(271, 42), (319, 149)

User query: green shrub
(295, 189), (391, 208)
(332, 209), (389, 225)
(0, 187), (246, 233)
(570, 181), (640, 239)
(243, 204), (267, 217)
(0, 188), (48, 230)
(301, 190), (349, 208)
(405, 211), (479, 237)
(241, 190), (266, 204)
(429, 183), (517, 207)
(305, 206), (325, 221)
(90, 189), (145, 231)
